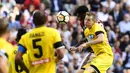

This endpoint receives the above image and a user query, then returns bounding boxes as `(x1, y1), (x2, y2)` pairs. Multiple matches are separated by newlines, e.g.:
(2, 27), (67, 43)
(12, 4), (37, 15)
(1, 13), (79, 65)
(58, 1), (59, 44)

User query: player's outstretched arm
(70, 33), (104, 52)
(70, 42), (89, 52)
(70, 38), (88, 51)
(77, 33), (104, 51)
(86, 33), (104, 46)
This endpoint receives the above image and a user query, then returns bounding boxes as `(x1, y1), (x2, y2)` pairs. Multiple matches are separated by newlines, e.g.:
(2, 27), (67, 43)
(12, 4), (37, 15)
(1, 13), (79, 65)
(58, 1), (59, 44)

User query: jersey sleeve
(53, 30), (64, 49)
(18, 36), (27, 53)
(94, 24), (104, 36)
(0, 50), (8, 61)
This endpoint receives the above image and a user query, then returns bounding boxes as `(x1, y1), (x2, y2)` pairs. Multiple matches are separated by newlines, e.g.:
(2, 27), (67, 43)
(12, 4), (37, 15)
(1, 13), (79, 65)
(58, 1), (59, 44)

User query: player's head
(0, 18), (9, 37)
(75, 5), (89, 20)
(33, 10), (47, 27)
(84, 12), (96, 28)
(16, 28), (27, 42)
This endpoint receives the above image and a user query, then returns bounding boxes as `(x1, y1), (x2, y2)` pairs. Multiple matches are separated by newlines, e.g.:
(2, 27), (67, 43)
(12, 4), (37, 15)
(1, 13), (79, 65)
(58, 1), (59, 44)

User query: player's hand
(70, 46), (77, 51)
(77, 43), (86, 52)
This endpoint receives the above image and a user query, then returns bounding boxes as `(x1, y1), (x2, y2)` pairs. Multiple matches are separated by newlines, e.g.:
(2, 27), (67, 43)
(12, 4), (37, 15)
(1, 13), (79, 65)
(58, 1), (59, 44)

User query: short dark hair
(75, 5), (89, 14)
(74, 5), (89, 20)
(0, 18), (9, 36)
(16, 28), (27, 42)
(33, 10), (47, 27)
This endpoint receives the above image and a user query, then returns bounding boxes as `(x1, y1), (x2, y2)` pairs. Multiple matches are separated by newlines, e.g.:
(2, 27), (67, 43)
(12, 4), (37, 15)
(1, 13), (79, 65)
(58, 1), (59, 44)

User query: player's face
(84, 16), (94, 28)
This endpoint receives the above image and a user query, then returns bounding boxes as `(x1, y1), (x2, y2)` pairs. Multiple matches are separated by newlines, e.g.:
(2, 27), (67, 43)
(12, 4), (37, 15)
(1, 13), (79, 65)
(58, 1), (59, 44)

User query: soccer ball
(56, 11), (70, 24)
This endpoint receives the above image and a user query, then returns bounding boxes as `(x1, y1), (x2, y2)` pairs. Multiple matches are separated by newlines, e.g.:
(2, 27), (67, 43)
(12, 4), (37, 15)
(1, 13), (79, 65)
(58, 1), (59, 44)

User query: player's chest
(85, 31), (96, 42)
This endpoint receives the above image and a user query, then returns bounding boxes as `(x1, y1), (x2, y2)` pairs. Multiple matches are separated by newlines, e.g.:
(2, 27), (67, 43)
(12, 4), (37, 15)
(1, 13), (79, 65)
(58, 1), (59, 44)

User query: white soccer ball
(56, 11), (70, 24)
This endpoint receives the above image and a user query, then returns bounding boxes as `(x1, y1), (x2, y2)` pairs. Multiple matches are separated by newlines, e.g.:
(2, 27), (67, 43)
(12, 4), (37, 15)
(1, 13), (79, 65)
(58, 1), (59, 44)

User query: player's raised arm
(70, 38), (88, 51)
(86, 32), (104, 45)
(76, 32), (104, 52)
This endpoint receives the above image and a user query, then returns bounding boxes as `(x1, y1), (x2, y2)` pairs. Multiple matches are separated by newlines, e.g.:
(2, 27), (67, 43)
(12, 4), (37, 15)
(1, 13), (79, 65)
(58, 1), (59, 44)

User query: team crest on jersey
(14, 50), (17, 54)
(86, 34), (94, 41)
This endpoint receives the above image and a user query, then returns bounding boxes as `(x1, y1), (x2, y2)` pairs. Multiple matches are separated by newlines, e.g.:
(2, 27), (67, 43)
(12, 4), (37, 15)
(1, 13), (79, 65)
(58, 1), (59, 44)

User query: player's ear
(93, 18), (96, 22)
(91, 13), (97, 22)
(91, 17), (96, 23)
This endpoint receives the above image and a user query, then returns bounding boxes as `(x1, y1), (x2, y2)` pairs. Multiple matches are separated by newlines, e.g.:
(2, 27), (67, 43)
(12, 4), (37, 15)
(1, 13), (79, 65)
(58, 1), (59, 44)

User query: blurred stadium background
(0, 0), (130, 73)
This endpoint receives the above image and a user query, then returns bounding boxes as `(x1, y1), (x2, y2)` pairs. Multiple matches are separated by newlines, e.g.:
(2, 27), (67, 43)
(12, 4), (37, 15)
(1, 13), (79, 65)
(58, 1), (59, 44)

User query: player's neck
(88, 26), (92, 29)
(0, 34), (8, 41)
(35, 25), (45, 28)
(88, 23), (95, 29)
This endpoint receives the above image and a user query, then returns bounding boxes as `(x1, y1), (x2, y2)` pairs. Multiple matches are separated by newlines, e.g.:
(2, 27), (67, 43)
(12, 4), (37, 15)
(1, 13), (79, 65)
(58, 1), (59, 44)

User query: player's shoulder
(0, 38), (14, 48)
(94, 23), (100, 26)
(22, 27), (60, 38)
(94, 23), (104, 28)
(20, 32), (28, 39)
(21, 29), (33, 39)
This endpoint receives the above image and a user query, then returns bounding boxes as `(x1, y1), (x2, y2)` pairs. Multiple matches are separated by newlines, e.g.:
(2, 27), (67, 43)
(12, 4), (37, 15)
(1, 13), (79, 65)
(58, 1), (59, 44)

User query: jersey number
(32, 38), (43, 58)
(15, 62), (23, 72)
